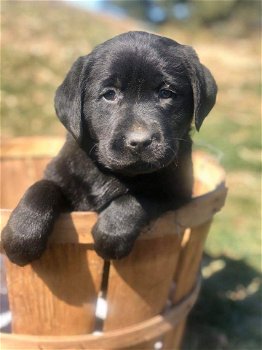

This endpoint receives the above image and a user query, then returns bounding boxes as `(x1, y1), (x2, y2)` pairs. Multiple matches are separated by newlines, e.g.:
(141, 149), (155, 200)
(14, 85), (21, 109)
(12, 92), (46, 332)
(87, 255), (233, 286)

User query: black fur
(2, 32), (217, 265)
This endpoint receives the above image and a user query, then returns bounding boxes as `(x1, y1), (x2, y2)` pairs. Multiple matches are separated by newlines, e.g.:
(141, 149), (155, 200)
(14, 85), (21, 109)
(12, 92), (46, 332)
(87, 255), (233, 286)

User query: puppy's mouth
(98, 144), (177, 176)
(113, 160), (170, 176)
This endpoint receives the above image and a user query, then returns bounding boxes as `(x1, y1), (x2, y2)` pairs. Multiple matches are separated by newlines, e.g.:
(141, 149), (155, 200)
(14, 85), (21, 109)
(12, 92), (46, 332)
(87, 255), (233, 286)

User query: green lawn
(1, 1), (261, 349)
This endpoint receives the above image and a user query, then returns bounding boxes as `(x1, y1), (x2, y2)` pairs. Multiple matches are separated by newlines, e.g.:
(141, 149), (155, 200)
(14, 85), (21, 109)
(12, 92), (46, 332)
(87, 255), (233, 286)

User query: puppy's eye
(159, 89), (176, 99)
(103, 90), (117, 101)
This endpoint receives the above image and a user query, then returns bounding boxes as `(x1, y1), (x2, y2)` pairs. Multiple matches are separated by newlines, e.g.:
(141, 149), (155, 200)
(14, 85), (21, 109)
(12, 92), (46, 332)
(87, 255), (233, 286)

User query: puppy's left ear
(54, 56), (89, 142)
(181, 46), (217, 131)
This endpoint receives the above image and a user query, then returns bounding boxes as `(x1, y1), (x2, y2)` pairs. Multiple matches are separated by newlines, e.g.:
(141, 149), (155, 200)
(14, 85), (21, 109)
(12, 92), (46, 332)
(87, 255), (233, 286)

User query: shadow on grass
(183, 254), (262, 350)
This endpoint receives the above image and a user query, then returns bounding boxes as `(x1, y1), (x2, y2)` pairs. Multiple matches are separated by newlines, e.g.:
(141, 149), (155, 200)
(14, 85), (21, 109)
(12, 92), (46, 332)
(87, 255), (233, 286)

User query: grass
(1, 1), (261, 349)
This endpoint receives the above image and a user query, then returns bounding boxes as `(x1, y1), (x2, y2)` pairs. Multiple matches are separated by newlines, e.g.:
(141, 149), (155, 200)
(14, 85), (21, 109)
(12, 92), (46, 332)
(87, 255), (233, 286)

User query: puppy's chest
(75, 171), (173, 211)
(88, 176), (127, 210)
(123, 173), (179, 199)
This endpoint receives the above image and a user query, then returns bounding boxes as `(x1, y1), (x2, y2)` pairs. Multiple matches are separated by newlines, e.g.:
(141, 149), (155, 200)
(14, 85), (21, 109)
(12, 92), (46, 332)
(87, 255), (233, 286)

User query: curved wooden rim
(0, 137), (227, 244)
(0, 182), (227, 245)
(0, 276), (201, 348)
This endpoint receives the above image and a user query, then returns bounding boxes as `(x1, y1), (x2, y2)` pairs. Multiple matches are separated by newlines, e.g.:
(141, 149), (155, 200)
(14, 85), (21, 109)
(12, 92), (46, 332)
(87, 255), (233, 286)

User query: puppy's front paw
(92, 222), (136, 260)
(2, 223), (48, 266)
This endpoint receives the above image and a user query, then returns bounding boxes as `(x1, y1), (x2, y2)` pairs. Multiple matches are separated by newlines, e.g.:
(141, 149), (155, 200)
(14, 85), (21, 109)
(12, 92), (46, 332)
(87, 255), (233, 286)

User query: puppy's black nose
(126, 131), (153, 152)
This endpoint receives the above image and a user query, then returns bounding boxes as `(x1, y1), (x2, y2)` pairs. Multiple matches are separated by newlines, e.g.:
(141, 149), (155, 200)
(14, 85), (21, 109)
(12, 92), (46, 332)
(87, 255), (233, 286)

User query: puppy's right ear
(180, 46), (217, 131)
(54, 56), (89, 142)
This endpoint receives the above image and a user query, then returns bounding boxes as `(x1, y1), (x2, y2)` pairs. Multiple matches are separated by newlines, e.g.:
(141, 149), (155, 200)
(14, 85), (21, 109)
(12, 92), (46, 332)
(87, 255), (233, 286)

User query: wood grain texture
(192, 151), (226, 196)
(166, 222), (212, 349)
(104, 234), (183, 332)
(174, 222), (212, 303)
(1, 136), (64, 158)
(1, 137), (63, 210)
(0, 278), (200, 349)
(5, 246), (104, 335)
(1, 158), (51, 209)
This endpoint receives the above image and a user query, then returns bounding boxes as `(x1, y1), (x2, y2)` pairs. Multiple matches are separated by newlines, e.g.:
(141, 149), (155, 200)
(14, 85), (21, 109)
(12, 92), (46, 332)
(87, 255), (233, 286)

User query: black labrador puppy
(2, 31), (217, 266)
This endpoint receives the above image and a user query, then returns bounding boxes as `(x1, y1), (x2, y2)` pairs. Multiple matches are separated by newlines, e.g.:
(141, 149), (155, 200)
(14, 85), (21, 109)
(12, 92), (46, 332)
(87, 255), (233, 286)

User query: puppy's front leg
(92, 194), (160, 260)
(2, 180), (65, 266)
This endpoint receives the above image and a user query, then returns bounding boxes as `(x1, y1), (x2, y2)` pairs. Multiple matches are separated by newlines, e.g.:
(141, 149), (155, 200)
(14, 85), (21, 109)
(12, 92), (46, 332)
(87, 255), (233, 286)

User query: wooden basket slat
(174, 221), (212, 303)
(0, 136), (64, 158)
(104, 233), (183, 332)
(1, 137), (64, 209)
(0, 277), (200, 349)
(1, 158), (54, 209)
(5, 246), (104, 335)
(166, 221), (212, 348)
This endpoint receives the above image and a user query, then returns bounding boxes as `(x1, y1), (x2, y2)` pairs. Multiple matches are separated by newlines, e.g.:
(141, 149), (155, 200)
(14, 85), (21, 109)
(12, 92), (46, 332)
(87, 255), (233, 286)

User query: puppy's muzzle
(125, 130), (160, 154)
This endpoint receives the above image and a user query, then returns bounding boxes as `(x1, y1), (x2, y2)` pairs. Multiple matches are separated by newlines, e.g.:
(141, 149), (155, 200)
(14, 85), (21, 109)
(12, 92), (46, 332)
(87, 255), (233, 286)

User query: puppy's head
(55, 31), (217, 175)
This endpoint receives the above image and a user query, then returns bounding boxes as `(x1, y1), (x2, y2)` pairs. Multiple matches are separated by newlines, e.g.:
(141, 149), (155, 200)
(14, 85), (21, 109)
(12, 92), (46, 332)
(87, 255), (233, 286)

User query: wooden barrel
(0, 137), (227, 349)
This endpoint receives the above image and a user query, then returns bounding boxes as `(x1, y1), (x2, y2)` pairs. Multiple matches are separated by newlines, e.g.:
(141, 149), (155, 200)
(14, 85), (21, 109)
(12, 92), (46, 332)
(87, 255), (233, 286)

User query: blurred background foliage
(1, 1), (261, 349)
